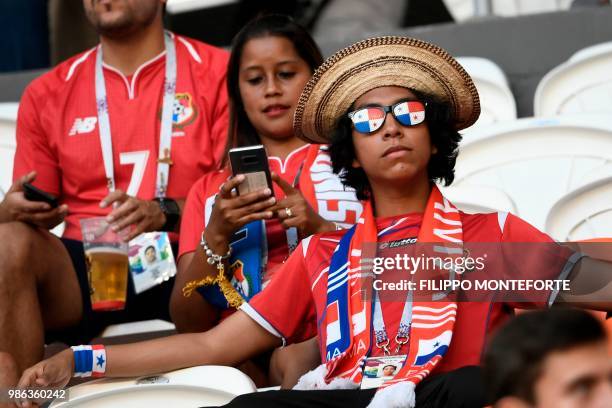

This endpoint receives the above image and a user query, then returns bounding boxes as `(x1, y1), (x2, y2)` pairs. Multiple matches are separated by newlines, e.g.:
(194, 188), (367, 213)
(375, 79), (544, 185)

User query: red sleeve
(208, 70), (229, 168)
(198, 44), (229, 168)
(241, 242), (318, 345)
(501, 213), (577, 308)
(13, 83), (61, 195)
(178, 176), (207, 260)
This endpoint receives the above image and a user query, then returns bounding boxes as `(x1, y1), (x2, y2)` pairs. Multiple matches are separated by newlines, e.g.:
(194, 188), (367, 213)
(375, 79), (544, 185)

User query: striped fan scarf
(296, 186), (462, 408)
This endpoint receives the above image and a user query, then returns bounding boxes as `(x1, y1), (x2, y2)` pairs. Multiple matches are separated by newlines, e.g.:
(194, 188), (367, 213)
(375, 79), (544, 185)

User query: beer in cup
(80, 217), (129, 311)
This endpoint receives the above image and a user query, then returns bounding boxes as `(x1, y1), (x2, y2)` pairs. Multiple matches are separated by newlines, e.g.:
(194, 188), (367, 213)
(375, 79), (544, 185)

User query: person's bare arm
(169, 251), (221, 332)
(17, 310), (280, 393)
(557, 256), (612, 311)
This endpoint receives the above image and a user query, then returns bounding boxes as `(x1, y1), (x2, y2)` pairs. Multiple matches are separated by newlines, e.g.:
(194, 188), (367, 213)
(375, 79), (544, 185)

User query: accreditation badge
(360, 355), (407, 389)
(128, 232), (177, 294)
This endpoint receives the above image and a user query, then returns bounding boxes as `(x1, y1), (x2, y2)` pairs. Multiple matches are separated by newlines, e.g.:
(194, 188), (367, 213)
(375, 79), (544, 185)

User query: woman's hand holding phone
(204, 174), (277, 253)
(270, 172), (336, 239)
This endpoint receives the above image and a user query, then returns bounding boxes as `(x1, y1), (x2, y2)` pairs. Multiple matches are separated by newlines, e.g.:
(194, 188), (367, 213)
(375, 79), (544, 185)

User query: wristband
(71, 345), (106, 378)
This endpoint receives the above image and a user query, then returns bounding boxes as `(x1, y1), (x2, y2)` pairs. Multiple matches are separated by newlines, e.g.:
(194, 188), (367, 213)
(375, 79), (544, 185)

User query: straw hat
(294, 36), (480, 144)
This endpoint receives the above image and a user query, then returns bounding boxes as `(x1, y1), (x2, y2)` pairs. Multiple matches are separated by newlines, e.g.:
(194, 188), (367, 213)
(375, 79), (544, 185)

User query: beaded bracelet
(199, 231), (232, 267)
(71, 345), (106, 378)
(181, 232), (243, 308)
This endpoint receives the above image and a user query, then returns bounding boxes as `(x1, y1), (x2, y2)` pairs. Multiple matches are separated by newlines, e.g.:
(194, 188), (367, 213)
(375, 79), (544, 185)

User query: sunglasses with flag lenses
(347, 100), (426, 134)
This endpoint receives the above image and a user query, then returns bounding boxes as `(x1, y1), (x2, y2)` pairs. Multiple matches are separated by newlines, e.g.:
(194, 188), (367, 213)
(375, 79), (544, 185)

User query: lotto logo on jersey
(69, 117), (97, 136)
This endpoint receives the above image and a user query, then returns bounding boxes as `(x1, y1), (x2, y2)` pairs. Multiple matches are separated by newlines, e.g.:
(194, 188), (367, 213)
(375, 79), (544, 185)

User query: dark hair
(145, 245), (156, 253)
(221, 14), (323, 168)
(484, 308), (606, 404)
(382, 364), (397, 370)
(329, 93), (461, 200)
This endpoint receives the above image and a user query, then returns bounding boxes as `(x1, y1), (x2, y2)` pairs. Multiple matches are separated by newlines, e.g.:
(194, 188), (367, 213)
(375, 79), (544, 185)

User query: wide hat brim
(294, 36), (480, 144)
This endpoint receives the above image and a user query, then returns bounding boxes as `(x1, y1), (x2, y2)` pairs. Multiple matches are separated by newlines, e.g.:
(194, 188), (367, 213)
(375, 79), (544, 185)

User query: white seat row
(446, 113), (612, 240)
(50, 365), (256, 407)
(535, 41), (612, 117)
(443, 0), (573, 21)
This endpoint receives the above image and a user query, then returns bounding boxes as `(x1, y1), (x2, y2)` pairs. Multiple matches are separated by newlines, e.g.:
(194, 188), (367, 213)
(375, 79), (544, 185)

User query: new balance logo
(69, 117), (97, 136)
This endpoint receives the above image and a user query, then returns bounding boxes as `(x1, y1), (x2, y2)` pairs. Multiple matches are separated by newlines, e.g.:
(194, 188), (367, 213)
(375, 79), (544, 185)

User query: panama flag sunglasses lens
(393, 101), (426, 126)
(349, 107), (386, 133)
(349, 101), (427, 133)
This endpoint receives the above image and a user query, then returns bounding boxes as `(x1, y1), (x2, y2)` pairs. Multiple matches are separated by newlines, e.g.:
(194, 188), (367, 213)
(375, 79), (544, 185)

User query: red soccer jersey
(243, 212), (576, 373)
(13, 33), (229, 240)
(179, 144), (363, 283)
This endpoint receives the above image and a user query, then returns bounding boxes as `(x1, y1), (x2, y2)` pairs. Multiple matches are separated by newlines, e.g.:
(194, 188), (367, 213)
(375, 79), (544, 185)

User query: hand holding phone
(0, 172), (66, 228)
(23, 182), (59, 208)
(228, 145), (274, 196)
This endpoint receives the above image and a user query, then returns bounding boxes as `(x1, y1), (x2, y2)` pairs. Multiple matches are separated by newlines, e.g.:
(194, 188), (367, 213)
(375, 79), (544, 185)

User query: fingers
(16, 365), (47, 408)
(28, 204), (67, 219)
(110, 208), (142, 233)
(17, 196), (52, 213)
(7, 171), (36, 194)
(107, 198), (138, 224)
(33, 365), (49, 387)
(232, 196), (276, 220)
(17, 364), (45, 390)
(216, 185), (273, 210)
(125, 221), (148, 242)
(218, 175), (245, 199)
(16, 205), (68, 226)
(234, 210), (275, 226)
(99, 189), (127, 208)
(271, 172), (296, 196)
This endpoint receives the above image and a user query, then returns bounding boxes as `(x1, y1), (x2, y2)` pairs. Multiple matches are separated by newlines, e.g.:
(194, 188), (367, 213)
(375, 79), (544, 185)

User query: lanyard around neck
(373, 287), (412, 355)
(94, 31), (177, 198)
(372, 226), (414, 355)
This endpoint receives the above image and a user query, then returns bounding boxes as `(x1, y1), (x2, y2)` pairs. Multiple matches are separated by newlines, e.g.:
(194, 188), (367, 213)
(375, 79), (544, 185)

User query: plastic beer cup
(80, 217), (129, 311)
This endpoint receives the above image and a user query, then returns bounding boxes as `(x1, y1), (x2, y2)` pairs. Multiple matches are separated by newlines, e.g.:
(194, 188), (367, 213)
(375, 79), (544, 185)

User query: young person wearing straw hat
(17, 36), (612, 408)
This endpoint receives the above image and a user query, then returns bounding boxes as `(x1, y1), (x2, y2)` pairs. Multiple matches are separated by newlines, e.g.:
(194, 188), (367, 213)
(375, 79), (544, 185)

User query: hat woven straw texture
(294, 36), (480, 144)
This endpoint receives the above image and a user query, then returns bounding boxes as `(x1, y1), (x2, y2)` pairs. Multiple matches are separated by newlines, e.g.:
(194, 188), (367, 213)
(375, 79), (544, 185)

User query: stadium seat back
(456, 57), (517, 131)
(534, 41), (612, 116)
(546, 175), (612, 241)
(455, 115), (612, 230)
(50, 365), (257, 407)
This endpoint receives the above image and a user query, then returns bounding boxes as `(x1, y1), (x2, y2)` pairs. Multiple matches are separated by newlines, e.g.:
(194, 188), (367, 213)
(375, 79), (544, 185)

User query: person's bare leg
(269, 337), (321, 388)
(0, 222), (82, 387)
(0, 351), (18, 406)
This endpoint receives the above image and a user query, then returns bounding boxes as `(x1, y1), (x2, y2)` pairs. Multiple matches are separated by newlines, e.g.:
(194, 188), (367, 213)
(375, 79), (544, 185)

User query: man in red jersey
(0, 0), (228, 387)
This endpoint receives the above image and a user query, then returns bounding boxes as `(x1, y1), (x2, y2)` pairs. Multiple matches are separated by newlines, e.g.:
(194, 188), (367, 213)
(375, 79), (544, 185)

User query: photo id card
(129, 232), (177, 294)
(360, 355), (407, 389)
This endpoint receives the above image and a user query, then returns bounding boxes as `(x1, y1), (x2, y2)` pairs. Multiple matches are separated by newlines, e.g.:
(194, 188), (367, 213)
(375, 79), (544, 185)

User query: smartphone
(228, 145), (273, 196)
(23, 183), (59, 208)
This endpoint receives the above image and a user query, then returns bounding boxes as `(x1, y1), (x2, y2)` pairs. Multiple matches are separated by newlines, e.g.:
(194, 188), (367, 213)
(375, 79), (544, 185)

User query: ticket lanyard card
(360, 355), (407, 389)
(128, 232), (177, 294)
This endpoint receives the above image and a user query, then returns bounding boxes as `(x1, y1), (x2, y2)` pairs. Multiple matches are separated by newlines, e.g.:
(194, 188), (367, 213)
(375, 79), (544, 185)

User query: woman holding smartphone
(169, 15), (362, 387)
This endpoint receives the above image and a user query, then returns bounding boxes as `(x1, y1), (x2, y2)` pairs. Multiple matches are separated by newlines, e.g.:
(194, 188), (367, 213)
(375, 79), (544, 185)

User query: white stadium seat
(456, 57), (516, 132)
(546, 174), (612, 241)
(0, 102), (19, 198)
(100, 319), (176, 338)
(534, 41), (612, 116)
(439, 184), (517, 214)
(50, 365), (257, 407)
(491, 0), (572, 17)
(166, 0), (238, 14)
(454, 114), (612, 230)
(443, 0), (572, 21)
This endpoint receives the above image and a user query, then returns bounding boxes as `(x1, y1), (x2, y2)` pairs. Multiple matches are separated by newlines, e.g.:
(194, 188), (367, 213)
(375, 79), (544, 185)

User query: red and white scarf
(295, 186), (462, 408)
